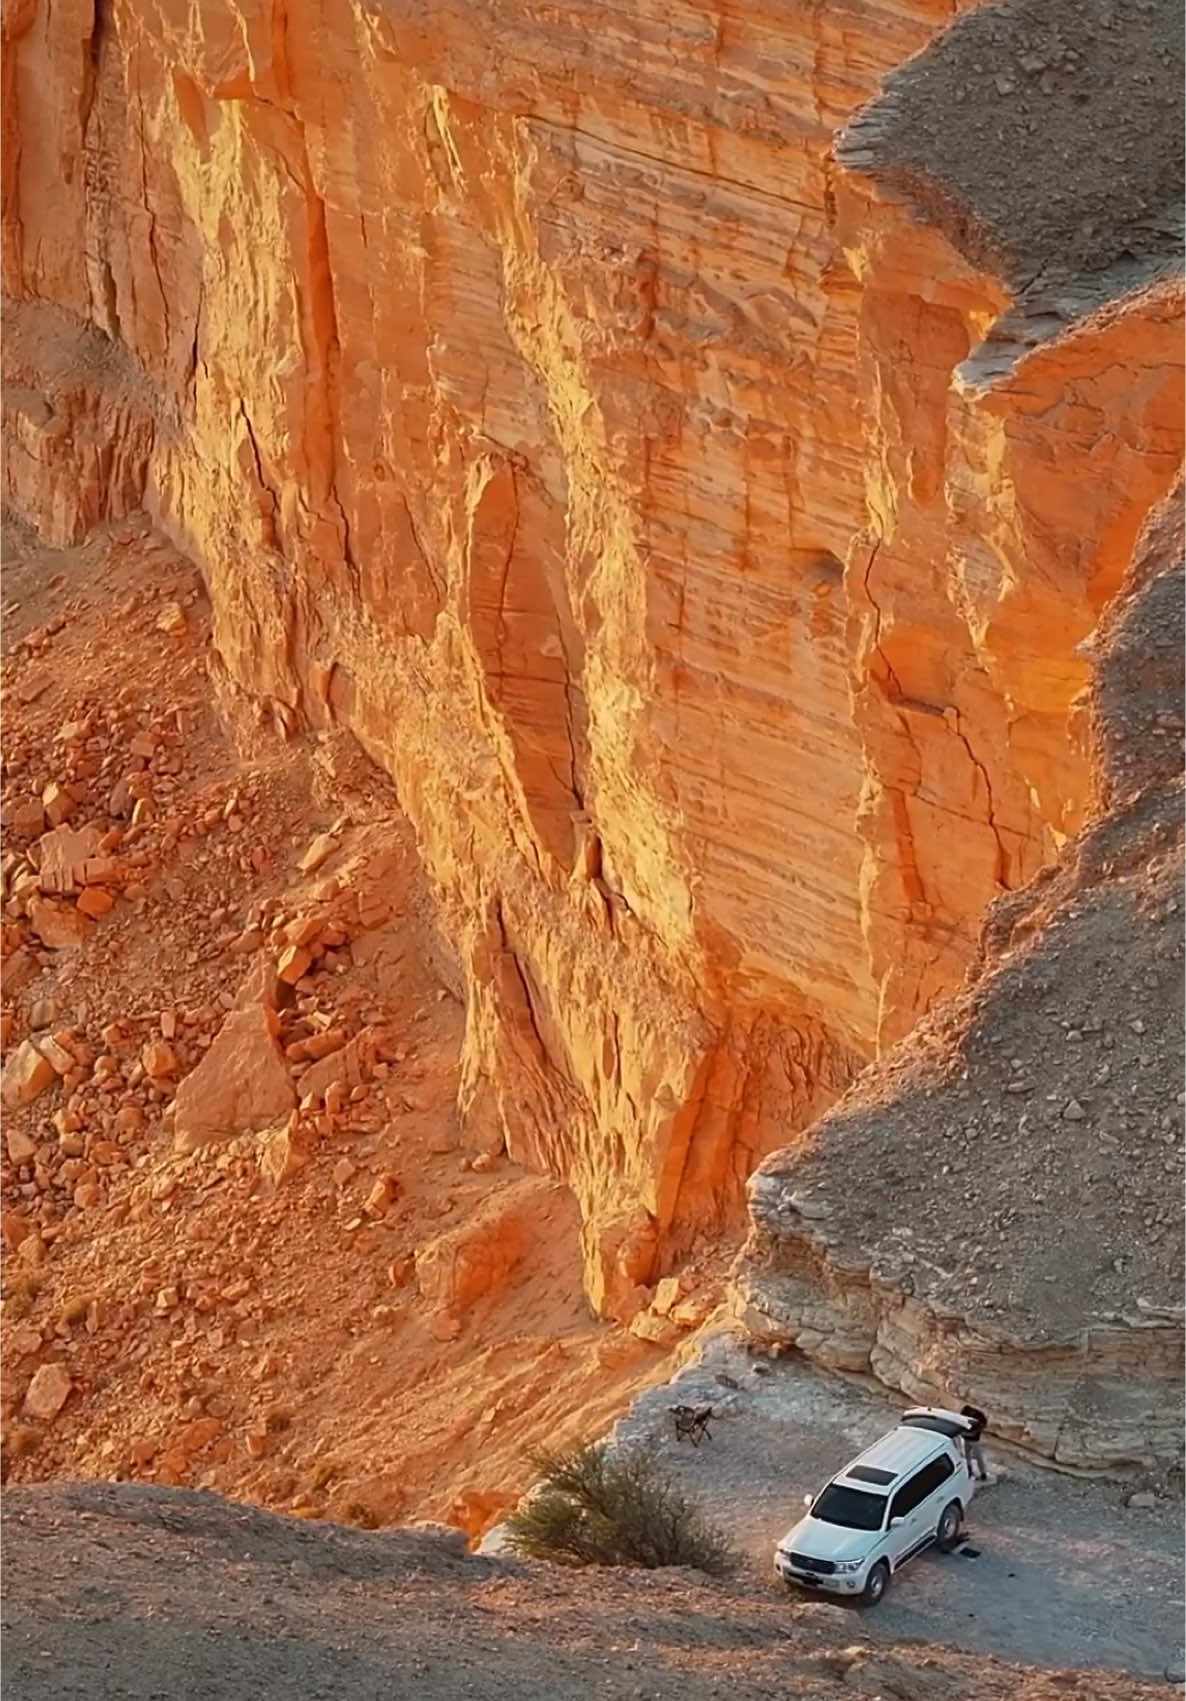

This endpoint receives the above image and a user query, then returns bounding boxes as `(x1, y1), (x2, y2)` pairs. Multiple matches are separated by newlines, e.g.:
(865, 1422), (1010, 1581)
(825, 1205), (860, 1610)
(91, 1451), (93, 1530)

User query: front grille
(789, 1552), (836, 1576)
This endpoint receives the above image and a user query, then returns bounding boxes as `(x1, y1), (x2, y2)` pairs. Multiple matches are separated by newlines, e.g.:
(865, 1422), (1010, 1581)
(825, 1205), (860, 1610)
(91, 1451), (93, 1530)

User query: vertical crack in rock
(80, 0), (120, 343)
(78, 0), (106, 164)
(133, 76), (169, 354)
(237, 398), (282, 553)
(302, 180), (357, 576)
(399, 493), (442, 599)
(184, 281), (203, 401)
(490, 462), (521, 702)
(951, 706), (1010, 890)
(858, 539), (931, 922)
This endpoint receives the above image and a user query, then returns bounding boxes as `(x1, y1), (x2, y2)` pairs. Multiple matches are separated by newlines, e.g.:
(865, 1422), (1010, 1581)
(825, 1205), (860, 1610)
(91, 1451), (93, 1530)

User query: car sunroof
(846, 1465), (896, 1485)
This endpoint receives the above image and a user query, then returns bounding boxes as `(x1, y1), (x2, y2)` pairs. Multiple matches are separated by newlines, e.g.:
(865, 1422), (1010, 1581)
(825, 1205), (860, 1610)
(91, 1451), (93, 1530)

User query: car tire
(936, 1500), (963, 1552)
(859, 1560), (890, 1607)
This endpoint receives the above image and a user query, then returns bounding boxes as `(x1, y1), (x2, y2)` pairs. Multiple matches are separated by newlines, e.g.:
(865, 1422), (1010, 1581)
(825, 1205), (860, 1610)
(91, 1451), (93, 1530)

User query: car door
(914, 1451), (957, 1535)
(886, 1467), (930, 1566)
(887, 1457), (950, 1566)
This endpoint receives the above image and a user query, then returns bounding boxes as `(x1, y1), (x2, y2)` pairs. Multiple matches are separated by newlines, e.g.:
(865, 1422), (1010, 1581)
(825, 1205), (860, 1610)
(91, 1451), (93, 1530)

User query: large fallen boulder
(172, 1002), (295, 1154)
(1, 1038), (57, 1108)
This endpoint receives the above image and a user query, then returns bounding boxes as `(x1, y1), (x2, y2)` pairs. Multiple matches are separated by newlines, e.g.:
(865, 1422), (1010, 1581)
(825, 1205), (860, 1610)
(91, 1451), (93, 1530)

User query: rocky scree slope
(0, 519), (686, 1530)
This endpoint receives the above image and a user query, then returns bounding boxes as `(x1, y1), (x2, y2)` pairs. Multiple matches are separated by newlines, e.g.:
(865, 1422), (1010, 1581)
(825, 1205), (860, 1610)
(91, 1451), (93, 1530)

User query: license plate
(794, 1573), (820, 1586)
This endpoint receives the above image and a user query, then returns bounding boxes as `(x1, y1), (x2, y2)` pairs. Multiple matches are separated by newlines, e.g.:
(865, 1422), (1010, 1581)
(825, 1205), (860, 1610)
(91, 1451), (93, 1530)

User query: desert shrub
(503, 1442), (736, 1577)
(3, 1270), (44, 1322)
(339, 1499), (380, 1530)
(58, 1295), (92, 1329)
(306, 1455), (341, 1493)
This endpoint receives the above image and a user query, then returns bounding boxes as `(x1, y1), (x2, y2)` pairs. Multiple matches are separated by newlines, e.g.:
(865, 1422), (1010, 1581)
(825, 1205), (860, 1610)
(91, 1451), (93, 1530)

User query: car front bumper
(775, 1558), (864, 1594)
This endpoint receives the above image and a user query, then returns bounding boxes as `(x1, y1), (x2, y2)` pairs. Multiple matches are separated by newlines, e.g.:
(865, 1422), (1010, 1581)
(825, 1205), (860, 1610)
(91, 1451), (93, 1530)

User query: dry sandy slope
(1, 1481), (1170, 1701)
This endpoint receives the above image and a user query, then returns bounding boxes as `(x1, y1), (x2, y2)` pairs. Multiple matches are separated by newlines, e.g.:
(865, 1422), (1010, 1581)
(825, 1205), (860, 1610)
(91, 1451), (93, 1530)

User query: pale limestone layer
(3, 0), (1182, 1312)
(734, 1248), (1183, 1471)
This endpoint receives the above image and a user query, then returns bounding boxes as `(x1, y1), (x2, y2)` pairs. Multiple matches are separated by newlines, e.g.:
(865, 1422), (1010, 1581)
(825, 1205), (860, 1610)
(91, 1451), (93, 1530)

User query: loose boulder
(1, 1040), (57, 1108)
(23, 1363), (73, 1422)
(173, 1004), (295, 1154)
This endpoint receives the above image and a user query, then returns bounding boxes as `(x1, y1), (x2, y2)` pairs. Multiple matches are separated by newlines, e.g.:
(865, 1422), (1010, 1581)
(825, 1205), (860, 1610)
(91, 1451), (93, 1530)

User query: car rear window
(812, 1484), (887, 1531)
(900, 1414), (964, 1438)
(846, 1466), (896, 1485)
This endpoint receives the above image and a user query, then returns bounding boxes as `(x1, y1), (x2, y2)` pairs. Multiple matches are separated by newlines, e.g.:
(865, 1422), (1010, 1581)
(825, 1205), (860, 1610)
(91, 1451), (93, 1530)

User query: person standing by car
(960, 1405), (989, 1482)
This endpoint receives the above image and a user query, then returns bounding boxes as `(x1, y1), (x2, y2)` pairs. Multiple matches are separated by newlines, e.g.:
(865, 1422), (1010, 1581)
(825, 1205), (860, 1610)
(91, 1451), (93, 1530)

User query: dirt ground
(2, 1479), (1175, 1701)
(605, 1333), (1186, 1684)
(0, 514), (691, 1535)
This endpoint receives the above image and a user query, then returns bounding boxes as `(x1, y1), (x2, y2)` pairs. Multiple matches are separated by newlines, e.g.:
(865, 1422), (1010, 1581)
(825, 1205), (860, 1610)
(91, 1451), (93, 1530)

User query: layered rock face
(737, 485), (1185, 1469)
(3, 0), (1182, 1334)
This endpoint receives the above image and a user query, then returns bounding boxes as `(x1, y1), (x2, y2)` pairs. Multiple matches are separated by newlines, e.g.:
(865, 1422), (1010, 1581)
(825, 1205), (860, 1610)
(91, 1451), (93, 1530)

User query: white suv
(774, 1407), (978, 1606)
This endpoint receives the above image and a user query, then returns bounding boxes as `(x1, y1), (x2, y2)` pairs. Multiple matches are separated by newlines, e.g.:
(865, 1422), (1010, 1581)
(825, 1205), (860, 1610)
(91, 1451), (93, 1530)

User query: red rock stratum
(2, 0), (1182, 1476)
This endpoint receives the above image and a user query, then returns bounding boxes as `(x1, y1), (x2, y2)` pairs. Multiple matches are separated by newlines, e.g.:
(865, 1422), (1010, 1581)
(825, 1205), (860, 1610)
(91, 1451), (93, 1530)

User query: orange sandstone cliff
(3, 0), (1183, 1443)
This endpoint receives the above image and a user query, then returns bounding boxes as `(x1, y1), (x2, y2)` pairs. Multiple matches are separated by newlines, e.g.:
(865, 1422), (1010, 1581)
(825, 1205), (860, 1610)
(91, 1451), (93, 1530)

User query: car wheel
(859, 1560), (890, 1607)
(936, 1500), (963, 1552)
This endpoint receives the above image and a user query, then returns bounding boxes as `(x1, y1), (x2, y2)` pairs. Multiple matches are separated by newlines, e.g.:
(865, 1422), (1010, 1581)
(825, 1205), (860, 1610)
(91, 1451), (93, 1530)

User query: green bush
(503, 1441), (736, 1577)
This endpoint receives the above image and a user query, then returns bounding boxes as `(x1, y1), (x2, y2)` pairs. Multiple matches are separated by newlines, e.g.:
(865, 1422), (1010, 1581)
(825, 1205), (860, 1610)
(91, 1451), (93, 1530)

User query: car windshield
(811, 1483), (887, 1531)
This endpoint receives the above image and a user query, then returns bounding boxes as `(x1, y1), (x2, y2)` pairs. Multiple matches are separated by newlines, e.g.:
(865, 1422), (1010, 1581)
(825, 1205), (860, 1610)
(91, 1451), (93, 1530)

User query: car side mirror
(802, 1494), (813, 1508)
(889, 1517), (904, 1529)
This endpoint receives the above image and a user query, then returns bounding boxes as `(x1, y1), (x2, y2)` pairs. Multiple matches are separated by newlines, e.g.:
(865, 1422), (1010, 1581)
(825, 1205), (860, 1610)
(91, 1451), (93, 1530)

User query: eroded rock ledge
(736, 1224), (1183, 1471)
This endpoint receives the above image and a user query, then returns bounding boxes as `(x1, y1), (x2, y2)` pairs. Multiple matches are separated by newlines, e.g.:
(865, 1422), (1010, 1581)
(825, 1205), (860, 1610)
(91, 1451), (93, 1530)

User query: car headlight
(833, 1559), (865, 1574)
